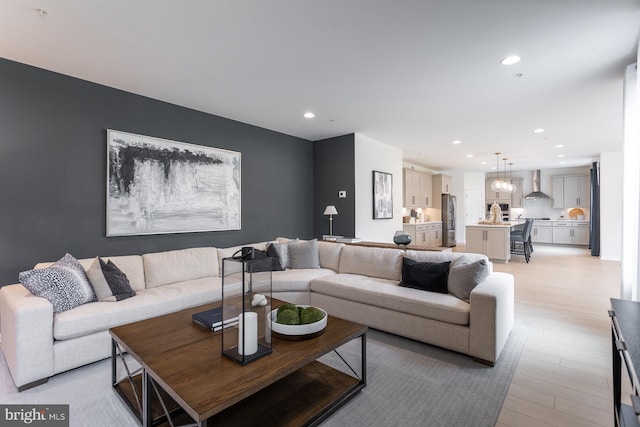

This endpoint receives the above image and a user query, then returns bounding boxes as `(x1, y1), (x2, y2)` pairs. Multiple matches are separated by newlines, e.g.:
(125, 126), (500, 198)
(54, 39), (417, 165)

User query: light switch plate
(338, 190), (347, 198)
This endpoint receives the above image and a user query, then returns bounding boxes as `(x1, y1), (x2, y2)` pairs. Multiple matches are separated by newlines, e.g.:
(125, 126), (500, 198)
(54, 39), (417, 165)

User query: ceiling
(1, 1), (639, 172)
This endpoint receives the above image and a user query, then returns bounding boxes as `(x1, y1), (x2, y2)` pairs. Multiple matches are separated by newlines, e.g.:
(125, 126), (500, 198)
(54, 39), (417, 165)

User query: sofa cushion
(405, 250), (488, 266)
(448, 256), (490, 302)
(271, 268), (336, 292)
(317, 241), (345, 272)
(338, 246), (403, 281)
(143, 247), (219, 288)
(311, 274), (469, 325)
(53, 276), (224, 340)
(20, 253), (96, 315)
(288, 239), (321, 269)
(86, 257), (136, 302)
(400, 258), (450, 294)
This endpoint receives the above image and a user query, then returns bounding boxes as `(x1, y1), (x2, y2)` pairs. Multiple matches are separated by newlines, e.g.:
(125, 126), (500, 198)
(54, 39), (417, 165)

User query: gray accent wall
(313, 135), (356, 238)
(0, 58), (314, 285)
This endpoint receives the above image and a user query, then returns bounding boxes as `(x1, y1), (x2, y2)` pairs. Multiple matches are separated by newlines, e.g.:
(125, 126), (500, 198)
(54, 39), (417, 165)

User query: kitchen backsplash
(510, 197), (590, 220)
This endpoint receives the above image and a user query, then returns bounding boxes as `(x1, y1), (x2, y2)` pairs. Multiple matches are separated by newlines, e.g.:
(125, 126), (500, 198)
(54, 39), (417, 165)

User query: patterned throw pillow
(19, 253), (96, 314)
(86, 257), (136, 302)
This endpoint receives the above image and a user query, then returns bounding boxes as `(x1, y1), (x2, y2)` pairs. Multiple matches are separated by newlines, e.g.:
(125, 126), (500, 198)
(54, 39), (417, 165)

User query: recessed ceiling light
(303, 112), (315, 119)
(559, 161), (567, 164)
(466, 154), (473, 158)
(481, 162), (487, 165)
(555, 144), (564, 148)
(500, 55), (521, 65)
(452, 140), (462, 145)
(533, 128), (544, 133)
(558, 154), (565, 158)
(491, 166), (497, 170)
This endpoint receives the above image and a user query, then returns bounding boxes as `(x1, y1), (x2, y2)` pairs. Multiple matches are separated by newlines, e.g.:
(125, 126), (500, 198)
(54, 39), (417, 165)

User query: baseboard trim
(18, 377), (49, 392)
(472, 357), (495, 367)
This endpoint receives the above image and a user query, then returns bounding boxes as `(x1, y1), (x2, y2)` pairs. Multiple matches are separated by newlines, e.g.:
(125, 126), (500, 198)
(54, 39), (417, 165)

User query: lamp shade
(324, 205), (338, 215)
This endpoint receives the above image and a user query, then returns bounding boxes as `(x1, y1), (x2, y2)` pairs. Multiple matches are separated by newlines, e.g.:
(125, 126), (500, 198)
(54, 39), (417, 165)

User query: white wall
(354, 133), (403, 242)
(622, 61), (639, 300)
(600, 151), (623, 261)
(459, 172), (486, 243)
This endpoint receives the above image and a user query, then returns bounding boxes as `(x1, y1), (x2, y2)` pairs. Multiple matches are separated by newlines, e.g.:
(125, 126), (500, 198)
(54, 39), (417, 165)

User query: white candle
(238, 312), (258, 355)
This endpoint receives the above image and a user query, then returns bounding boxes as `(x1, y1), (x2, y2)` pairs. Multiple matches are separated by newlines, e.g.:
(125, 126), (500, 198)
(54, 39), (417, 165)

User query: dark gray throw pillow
(19, 253), (96, 314)
(248, 249), (282, 272)
(288, 239), (321, 269)
(399, 257), (451, 294)
(448, 256), (490, 302)
(266, 244), (285, 271)
(87, 257), (136, 302)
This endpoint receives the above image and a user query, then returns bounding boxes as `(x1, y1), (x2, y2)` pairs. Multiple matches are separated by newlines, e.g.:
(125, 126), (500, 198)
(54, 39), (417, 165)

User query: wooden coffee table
(109, 299), (367, 427)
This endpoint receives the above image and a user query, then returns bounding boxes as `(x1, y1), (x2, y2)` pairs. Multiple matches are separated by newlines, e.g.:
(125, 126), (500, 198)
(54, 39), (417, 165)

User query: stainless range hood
(524, 170), (550, 199)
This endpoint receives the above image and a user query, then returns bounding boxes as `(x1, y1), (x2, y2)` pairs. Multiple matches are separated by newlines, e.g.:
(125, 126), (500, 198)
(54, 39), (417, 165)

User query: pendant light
(509, 162), (516, 193)
(503, 158), (513, 192)
(490, 153), (503, 192)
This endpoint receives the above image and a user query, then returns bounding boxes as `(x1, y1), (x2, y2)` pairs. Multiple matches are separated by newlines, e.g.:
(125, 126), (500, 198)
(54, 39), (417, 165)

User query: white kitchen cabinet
(403, 222), (442, 247)
(531, 223), (553, 243)
(402, 224), (416, 243)
(420, 173), (433, 207)
(404, 168), (432, 208)
(433, 174), (452, 194)
(572, 222), (590, 245)
(510, 178), (524, 208)
(428, 224), (442, 247)
(404, 169), (420, 207)
(465, 226), (510, 262)
(552, 175), (590, 208)
(552, 225), (573, 245)
(551, 221), (589, 245)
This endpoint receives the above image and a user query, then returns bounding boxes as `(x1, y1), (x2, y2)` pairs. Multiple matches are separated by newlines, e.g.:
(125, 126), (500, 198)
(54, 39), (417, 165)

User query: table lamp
(324, 205), (338, 238)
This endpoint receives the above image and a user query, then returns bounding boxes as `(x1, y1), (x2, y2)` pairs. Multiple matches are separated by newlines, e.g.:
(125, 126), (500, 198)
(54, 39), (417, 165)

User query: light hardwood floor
(455, 243), (621, 426)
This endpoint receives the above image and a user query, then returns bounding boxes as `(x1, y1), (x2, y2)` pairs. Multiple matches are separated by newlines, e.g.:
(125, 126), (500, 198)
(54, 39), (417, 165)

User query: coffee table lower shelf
(115, 360), (363, 427)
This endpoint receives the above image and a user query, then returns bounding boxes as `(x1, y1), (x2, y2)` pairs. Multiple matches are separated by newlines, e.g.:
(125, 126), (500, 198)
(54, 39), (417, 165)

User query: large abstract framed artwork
(107, 130), (241, 236)
(372, 170), (393, 219)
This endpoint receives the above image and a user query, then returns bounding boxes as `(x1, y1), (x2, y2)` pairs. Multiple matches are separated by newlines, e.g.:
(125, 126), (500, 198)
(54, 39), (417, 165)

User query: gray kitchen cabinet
(552, 175), (590, 208)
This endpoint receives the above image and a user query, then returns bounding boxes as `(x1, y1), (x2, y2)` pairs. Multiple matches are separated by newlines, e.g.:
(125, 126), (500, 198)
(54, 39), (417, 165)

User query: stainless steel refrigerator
(442, 194), (456, 247)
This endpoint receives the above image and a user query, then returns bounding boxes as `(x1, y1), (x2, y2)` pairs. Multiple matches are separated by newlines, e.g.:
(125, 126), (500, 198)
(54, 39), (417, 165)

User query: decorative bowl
(268, 305), (328, 340)
(393, 230), (412, 246)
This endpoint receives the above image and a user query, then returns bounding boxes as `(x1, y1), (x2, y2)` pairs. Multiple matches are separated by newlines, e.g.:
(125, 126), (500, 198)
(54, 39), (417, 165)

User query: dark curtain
(589, 161), (600, 256)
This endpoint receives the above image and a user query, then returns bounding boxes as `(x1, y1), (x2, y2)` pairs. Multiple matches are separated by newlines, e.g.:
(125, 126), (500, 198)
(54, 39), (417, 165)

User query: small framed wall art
(372, 170), (393, 219)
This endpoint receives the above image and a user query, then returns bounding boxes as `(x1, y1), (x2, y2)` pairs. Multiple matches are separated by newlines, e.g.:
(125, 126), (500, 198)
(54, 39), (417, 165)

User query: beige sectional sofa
(0, 239), (514, 391)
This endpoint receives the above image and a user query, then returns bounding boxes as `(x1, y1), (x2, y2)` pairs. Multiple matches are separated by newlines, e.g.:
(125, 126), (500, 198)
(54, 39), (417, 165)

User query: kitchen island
(466, 224), (513, 263)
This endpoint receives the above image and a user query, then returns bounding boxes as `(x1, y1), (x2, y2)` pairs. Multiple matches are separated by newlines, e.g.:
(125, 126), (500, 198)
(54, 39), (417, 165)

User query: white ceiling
(1, 1), (639, 172)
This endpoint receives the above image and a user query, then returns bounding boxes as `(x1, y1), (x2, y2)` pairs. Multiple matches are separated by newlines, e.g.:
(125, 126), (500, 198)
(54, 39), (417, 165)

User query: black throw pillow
(399, 257), (451, 294)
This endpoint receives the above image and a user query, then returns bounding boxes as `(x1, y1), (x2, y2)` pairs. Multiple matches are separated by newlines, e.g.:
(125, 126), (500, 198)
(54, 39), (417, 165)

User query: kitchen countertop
(466, 223), (514, 228)
(512, 219), (590, 223)
(403, 221), (442, 225)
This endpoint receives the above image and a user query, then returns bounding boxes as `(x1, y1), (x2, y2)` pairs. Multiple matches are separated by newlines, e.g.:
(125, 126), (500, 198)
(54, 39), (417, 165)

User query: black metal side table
(610, 298), (640, 427)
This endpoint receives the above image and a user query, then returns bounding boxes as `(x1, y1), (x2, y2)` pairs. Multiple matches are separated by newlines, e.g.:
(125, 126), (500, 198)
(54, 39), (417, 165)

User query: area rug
(0, 326), (526, 427)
